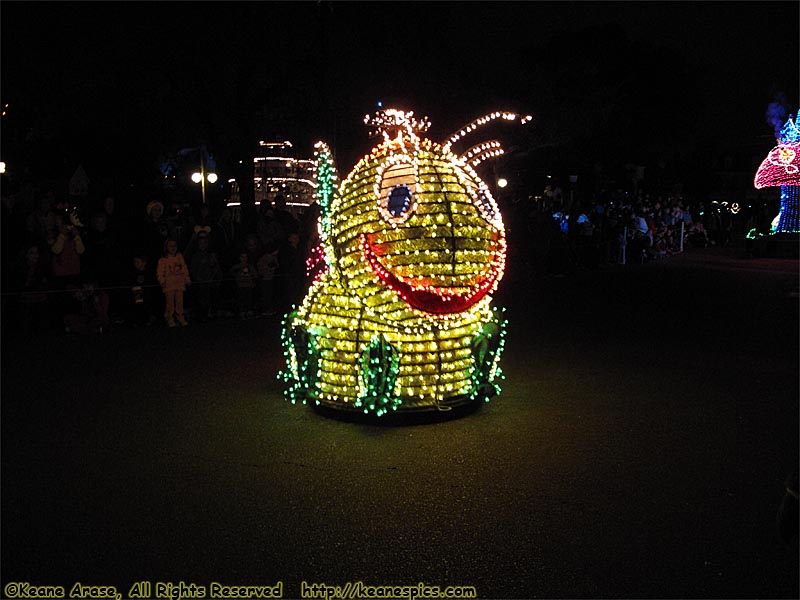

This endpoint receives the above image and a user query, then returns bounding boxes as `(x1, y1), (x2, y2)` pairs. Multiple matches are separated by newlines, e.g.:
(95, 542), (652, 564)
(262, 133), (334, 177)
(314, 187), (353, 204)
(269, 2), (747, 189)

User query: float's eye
(377, 159), (417, 223)
(387, 185), (413, 217)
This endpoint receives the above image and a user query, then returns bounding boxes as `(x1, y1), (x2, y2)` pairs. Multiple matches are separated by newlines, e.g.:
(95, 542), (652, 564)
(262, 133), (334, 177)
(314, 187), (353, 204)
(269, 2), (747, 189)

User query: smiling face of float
(328, 136), (506, 315)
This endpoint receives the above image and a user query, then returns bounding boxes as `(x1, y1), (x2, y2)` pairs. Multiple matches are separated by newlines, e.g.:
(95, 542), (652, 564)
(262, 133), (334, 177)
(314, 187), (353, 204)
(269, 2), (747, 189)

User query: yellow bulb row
(390, 249), (495, 262)
(316, 342), (473, 366)
(336, 256), (497, 283)
(315, 356), (474, 384)
(360, 220), (496, 243)
(315, 374), (475, 405)
(303, 309), (483, 346)
(339, 248), (495, 270)
(300, 272), (495, 327)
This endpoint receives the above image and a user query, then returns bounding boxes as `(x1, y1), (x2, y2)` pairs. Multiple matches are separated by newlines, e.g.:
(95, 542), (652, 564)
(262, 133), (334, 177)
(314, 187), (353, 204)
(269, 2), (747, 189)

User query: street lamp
(191, 151), (217, 205)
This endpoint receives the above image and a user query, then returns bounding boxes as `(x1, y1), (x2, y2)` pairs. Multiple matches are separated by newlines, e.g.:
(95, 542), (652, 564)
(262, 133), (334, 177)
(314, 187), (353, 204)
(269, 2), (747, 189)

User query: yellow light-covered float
(280, 109), (530, 416)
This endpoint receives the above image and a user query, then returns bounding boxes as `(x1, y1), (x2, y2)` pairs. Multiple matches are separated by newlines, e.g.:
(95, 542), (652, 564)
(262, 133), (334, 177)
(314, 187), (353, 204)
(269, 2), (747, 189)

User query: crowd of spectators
(2, 181), (770, 337)
(1, 187), (316, 335)
(513, 186), (766, 278)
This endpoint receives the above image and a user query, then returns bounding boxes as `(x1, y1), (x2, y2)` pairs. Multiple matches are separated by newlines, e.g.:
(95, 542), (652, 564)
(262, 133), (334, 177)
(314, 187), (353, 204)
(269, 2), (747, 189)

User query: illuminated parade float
(280, 109), (530, 416)
(753, 114), (800, 233)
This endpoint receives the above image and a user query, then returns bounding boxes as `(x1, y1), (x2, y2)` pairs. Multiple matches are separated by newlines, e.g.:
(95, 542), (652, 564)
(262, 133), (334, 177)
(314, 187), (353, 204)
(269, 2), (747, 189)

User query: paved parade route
(2, 247), (797, 599)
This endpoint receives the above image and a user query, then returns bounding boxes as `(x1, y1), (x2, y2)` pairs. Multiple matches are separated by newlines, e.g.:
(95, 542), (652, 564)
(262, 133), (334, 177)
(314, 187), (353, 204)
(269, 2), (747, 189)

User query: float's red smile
(360, 233), (504, 315)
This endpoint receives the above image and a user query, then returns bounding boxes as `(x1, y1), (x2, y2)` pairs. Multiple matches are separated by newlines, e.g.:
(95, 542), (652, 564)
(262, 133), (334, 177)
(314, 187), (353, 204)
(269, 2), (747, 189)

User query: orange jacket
(157, 253), (191, 291)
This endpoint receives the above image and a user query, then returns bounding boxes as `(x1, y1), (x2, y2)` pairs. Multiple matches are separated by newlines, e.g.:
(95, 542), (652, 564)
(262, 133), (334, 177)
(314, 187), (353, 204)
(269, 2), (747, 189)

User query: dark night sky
(1, 1), (798, 190)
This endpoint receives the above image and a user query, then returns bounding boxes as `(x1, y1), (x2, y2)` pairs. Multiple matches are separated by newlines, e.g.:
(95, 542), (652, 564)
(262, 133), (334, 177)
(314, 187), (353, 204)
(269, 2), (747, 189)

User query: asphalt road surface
(2, 246), (798, 599)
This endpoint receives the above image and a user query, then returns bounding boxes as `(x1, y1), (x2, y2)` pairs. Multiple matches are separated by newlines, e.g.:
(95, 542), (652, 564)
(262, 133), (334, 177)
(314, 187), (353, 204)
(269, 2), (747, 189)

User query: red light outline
(360, 234), (503, 315)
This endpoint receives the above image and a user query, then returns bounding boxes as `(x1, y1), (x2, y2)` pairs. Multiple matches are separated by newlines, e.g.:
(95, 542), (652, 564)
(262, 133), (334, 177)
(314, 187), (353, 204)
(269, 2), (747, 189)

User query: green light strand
(356, 334), (402, 417)
(469, 306), (508, 403)
(314, 142), (337, 243)
(278, 311), (320, 405)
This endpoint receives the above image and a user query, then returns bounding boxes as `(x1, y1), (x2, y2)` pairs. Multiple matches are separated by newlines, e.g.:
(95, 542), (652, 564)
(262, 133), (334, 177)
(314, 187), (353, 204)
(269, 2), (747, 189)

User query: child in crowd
(230, 250), (258, 319)
(64, 281), (110, 335)
(186, 229), (223, 322)
(126, 251), (158, 327)
(157, 238), (191, 327)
